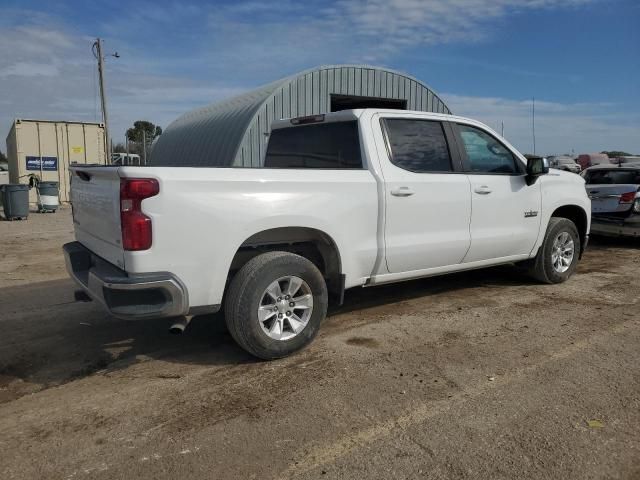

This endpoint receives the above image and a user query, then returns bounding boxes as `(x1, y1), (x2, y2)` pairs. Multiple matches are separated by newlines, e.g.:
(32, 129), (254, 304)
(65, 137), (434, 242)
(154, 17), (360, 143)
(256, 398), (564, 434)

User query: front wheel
(527, 217), (581, 284)
(224, 251), (328, 359)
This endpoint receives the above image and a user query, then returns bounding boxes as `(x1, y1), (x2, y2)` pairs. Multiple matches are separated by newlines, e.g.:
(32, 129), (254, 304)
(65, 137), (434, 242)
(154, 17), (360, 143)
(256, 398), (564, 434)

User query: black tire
(527, 217), (581, 284)
(224, 251), (328, 360)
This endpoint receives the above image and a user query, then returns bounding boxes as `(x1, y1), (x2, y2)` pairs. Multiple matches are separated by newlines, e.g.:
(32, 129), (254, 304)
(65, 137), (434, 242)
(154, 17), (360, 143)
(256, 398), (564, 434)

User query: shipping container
(5, 119), (106, 203)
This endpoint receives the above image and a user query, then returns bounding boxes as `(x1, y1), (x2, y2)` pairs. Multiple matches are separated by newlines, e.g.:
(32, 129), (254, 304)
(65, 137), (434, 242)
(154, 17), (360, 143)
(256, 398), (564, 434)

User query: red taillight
(120, 178), (159, 251)
(619, 191), (637, 203)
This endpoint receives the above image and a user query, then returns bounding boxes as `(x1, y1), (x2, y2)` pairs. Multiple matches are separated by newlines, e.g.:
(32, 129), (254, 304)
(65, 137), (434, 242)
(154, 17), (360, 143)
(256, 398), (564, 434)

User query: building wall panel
(150, 65), (451, 168)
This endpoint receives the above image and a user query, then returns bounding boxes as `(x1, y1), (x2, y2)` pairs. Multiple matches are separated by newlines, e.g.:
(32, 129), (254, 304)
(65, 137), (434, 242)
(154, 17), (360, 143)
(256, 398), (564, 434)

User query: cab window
(264, 121), (362, 169)
(384, 119), (453, 173)
(458, 124), (521, 174)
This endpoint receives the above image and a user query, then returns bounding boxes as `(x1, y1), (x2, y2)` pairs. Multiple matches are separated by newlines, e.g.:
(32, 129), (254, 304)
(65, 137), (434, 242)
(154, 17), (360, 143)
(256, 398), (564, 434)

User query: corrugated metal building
(151, 65), (451, 167)
(5, 119), (106, 202)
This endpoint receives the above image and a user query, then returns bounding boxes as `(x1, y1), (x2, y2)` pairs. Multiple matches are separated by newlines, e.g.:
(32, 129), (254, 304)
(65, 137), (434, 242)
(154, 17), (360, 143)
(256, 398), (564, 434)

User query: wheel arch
(229, 227), (344, 304)
(551, 204), (589, 257)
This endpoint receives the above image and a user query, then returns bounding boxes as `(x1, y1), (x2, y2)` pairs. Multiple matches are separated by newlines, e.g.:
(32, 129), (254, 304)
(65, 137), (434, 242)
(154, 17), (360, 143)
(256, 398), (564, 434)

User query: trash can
(36, 181), (59, 212)
(0, 184), (29, 220)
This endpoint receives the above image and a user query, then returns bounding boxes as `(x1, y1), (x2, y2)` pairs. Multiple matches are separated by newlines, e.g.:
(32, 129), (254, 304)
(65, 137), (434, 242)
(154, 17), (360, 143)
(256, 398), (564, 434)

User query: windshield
(585, 169), (640, 185)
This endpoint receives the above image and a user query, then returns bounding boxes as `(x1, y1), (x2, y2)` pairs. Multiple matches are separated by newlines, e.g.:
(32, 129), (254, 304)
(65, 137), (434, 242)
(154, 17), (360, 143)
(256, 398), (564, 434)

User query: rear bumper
(63, 241), (189, 319)
(590, 218), (640, 237)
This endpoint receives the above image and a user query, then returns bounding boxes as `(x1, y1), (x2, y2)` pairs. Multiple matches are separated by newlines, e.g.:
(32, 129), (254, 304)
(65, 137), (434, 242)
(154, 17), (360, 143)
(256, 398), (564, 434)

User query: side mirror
(526, 156), (549, 185)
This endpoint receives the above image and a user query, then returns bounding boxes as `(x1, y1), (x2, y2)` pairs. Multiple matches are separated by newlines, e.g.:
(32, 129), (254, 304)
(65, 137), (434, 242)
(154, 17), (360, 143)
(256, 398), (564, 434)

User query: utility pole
(532, 97), (536, 156)
(93, 39), (110, 161)
(92, 38), (119, 164)
(501, 121), (504, 137)
(142, 129), (147, 165)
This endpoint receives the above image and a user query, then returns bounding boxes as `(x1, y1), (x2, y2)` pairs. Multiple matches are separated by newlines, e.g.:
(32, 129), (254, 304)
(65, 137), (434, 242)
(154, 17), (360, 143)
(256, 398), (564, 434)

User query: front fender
(531, 172), (591, 256)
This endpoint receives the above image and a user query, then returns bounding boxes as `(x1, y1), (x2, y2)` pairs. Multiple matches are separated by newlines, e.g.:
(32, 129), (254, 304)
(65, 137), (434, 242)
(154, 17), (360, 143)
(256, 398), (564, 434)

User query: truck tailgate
(70, 166), (125, 268)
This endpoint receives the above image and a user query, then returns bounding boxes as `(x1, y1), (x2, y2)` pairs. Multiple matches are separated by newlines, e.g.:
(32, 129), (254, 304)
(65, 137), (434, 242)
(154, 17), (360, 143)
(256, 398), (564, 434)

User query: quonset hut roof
(150, 65), (451, 167)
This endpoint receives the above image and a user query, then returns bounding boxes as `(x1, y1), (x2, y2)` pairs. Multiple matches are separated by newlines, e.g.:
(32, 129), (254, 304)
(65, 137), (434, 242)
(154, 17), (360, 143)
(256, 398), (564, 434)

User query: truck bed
(69, 165), (380, 309)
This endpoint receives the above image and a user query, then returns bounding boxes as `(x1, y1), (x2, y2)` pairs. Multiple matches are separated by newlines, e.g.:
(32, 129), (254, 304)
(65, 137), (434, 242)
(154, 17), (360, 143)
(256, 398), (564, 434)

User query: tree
(112, 143), (127, 153)
(125, 120), (162, 159)
(601, 150), (632, 158)
(126, 120), (162, 145)
(0, 150), (6, 162)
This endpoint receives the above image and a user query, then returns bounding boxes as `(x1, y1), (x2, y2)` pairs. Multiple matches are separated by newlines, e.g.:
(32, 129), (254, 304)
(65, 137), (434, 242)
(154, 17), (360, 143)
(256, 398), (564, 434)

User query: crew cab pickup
(64, 109), (591, 359)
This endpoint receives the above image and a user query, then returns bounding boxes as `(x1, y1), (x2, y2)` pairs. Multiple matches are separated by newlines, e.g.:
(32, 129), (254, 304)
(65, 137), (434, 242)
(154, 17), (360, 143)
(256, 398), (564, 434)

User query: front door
(376, 116), (472, 273)
(454, 123), (541, 263)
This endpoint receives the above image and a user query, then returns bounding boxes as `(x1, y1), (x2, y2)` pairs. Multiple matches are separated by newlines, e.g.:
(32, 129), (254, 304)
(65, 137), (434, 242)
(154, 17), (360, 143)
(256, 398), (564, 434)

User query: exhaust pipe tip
(169, 324), (185, 335)
(169, 315), (192, 335)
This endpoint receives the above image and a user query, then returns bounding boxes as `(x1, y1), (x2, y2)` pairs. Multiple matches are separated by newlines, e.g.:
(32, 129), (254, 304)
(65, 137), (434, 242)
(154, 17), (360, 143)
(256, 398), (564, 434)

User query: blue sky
(1, 0), (638, 155)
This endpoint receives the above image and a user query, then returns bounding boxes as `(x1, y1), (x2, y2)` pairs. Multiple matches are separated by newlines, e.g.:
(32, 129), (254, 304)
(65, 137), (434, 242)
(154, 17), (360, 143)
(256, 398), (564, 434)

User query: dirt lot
(0, 208), (639, 479)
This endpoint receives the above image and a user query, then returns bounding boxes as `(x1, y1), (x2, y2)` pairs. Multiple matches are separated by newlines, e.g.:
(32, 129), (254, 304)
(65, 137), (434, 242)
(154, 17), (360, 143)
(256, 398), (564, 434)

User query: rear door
(453, 123), (541, 263)
(70, 166), (125, 268)
(375, 115), (472, 273)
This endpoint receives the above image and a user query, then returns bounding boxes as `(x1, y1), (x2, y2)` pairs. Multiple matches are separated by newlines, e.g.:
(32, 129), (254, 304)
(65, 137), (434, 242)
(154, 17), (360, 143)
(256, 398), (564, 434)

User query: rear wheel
(527, 217), (580, 284)
(224, 251), (328, 359)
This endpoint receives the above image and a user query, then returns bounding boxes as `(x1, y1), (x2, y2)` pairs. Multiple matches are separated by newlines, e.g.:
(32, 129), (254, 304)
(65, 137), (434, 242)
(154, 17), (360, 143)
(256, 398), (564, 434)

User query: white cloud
(0, 10), (241, 145)
(0, 62), (59, 78)
(2, 0), (635, 158)
(444, 93), (640, 155)
(204, 0), (597, 68)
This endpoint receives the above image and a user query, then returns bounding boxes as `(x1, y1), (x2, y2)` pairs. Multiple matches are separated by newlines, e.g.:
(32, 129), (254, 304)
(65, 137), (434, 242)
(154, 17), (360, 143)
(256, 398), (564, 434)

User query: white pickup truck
(64, 109), (591, 359)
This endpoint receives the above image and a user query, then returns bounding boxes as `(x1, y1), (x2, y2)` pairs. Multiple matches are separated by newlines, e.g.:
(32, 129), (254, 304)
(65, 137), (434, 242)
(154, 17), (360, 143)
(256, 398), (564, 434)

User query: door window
(384, 119), (452, 173)
(458, 125), (521, 174)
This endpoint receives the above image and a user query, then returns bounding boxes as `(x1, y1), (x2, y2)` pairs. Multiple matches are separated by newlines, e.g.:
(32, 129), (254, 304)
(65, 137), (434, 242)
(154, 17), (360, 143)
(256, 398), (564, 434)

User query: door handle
(474, 186), (492, 195)
(391, 187), (415, 197)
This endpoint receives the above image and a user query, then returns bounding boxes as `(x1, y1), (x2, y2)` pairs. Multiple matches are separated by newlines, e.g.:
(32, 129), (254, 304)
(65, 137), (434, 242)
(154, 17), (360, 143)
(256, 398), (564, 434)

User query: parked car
(612, 155), (640, 166)
(583, 164), (640, 237)
(577, 153), (610, 170)
(64, 109), (591, 359)
(548, 155), (581, 173)
(111, 153), (142, 166)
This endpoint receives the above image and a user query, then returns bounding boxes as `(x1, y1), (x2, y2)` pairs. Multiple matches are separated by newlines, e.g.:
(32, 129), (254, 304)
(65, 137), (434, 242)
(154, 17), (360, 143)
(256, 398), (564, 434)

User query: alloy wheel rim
(257, 276), (313, 341)
(551, 231), (575, 273)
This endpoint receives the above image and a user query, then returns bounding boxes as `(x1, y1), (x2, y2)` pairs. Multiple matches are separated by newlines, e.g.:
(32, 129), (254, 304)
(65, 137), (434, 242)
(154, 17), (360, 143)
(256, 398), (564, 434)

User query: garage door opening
(330, 94), (407, 112)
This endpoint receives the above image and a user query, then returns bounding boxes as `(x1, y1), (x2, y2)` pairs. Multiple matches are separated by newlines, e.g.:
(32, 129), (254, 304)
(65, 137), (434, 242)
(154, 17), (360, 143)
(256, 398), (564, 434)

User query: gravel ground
(0, 208), (639, 479)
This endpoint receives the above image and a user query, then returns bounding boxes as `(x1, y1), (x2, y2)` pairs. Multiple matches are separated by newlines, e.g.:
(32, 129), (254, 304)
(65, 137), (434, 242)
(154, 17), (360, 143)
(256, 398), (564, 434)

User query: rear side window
(264, 121), (362, 169)
(384, 119), (452, 172)
(458, 124), (520, 174)
(585, 169), (640, 184)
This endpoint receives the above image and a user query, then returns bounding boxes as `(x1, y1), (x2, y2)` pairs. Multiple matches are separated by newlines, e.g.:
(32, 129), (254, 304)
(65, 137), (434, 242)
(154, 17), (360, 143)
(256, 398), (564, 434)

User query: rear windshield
(585, 169), (640, 185)
(264, 121), (362, 169)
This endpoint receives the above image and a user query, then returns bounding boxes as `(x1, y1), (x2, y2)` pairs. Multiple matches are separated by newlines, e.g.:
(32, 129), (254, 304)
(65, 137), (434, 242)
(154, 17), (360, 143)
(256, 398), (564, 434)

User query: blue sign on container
(26, 156), (58, 171)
